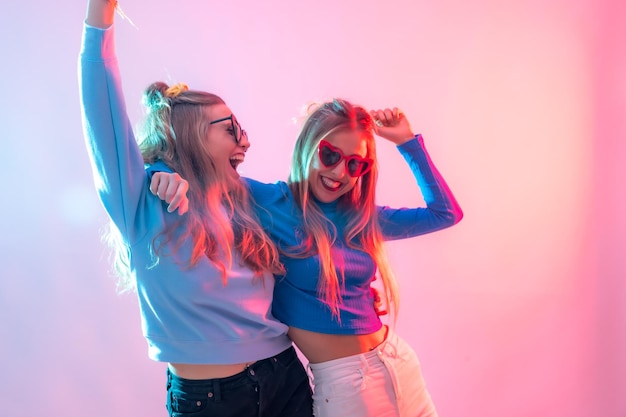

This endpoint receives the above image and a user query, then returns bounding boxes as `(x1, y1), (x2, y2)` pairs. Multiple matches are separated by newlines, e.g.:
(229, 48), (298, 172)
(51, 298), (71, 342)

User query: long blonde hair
(287, 98), (400, 319)
(110, 82), (284, 291)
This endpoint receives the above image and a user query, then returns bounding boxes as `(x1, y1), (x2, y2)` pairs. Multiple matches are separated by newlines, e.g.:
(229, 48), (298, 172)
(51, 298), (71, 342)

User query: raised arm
(370, 108), (463, 240)
(80, 0), (153, 242)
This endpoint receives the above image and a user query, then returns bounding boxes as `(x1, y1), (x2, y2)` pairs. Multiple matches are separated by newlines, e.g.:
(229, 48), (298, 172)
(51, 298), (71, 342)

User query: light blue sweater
(79, 23), (291, 364)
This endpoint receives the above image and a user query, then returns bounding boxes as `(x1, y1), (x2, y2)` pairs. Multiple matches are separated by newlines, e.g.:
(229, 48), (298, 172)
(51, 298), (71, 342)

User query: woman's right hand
(150, 172), (190, 215)
(370, 107), (415, 146)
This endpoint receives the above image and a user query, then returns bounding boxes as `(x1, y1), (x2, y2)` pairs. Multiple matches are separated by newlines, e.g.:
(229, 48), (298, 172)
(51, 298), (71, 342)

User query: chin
(311, 188), (338, 204)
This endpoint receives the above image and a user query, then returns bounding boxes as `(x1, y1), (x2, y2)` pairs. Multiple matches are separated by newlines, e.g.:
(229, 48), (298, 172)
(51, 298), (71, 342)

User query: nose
(239, 131), (250, 151)
(329, 159), (347, 178)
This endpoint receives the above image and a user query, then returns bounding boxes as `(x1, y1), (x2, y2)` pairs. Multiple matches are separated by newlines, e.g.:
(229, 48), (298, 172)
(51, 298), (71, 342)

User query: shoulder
(243, 177), (291, 204)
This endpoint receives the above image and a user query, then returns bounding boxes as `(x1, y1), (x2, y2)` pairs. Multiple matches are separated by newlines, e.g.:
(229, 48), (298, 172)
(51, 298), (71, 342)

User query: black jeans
(166, 346), (313, 417)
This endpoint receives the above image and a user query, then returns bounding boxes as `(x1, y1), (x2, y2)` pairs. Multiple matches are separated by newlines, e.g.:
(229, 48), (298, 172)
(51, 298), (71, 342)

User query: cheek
(308, 157), (322, 178)
(344, 178), (358, 192)
(204, 146), (221, 162)
(310, 156), (322, 171)
(200, 134), (215, 155)
(198, 140), (212, 159)
(204, 135), (233, 161)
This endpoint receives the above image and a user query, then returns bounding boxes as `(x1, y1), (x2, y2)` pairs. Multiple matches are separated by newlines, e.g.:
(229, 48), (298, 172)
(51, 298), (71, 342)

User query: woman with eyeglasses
(78, 1), (313, 416)
(154, 99), (462, 416)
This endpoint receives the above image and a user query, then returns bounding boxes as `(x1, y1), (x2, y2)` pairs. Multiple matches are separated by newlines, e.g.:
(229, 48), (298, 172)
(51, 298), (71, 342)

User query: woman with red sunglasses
(152, 98), (463, 416)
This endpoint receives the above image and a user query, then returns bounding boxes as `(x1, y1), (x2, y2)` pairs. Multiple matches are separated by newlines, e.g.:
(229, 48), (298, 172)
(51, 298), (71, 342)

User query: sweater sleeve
(377, 134), (463, 240)
(79, 24), (152, 243)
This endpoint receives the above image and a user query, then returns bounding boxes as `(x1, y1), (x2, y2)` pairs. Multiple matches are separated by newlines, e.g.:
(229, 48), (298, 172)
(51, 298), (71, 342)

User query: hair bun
(143, 82), (170, 111)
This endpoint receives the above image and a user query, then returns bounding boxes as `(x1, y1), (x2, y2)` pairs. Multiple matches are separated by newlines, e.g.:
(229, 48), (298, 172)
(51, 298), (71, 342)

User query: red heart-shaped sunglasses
(317, 140), (373, 177)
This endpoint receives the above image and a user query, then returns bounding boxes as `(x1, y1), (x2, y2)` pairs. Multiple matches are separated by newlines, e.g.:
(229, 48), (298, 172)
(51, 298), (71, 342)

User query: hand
(150, 172), (190, 215)
(370, 107), (415, 145)
(370, 287), (388, 317)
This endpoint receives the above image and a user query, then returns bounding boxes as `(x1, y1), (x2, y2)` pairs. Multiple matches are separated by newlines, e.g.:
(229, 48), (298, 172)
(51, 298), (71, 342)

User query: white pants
(309, 328), (438, 417)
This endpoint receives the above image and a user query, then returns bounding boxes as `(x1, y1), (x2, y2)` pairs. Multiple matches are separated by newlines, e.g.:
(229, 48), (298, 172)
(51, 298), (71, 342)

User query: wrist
(392, 133), (416, 145)
(85, 0), (116, 28)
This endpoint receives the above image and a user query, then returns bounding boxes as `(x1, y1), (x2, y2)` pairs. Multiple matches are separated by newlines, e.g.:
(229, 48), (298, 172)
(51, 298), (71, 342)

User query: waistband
(167, 345), (297, 394)
(308, 326), (399, 372)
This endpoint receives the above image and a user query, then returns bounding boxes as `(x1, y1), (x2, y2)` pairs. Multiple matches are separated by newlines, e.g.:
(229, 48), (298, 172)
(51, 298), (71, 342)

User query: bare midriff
(289, 325), (388, 364)
(168, 362), (255, 380)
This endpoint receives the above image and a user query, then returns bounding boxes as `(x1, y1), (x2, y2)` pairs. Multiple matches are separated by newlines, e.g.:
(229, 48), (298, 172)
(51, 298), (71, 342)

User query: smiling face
(203, 104), (250, 181)
(308, 129), (370, 203)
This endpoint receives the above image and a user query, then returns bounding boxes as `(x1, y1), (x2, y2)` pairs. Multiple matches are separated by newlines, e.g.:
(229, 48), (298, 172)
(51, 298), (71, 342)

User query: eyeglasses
(317, 140), (373, 177)
(209, 114), (247, 144)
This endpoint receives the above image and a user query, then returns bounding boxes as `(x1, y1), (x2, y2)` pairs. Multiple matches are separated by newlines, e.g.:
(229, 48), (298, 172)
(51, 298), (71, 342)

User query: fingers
(150, 172), (190, 215)
(370, 107), (403, 127)
(150, 172), (164, 196)
(165, 174), (189, 215)
(164, 173), (184, 203)
(178, 198), (189, 215)
(369, 107), (414, 144)
(166, 182), (190, 215)
(150, 172), (174, 202)
(370, 287), (388, 316)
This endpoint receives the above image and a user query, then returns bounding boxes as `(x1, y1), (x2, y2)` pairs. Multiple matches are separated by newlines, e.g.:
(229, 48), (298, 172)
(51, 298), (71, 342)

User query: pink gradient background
(0, 1), (624, 416)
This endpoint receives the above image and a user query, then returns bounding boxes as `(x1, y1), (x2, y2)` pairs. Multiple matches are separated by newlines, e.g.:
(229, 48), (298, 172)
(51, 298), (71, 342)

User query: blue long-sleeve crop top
(79, 23), (291, 364)
(243, 135), (463, 334)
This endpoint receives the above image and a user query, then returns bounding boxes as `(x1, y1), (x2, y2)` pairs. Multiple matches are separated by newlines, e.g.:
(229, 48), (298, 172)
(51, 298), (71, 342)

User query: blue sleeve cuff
(81, 23), (115, 61)
(145, 160), (174, 179)
(396, 134), (423, 152)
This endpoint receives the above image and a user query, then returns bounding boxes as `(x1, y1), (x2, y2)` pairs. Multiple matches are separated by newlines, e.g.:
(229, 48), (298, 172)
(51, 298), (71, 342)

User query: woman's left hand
(370, 107), (415, 145)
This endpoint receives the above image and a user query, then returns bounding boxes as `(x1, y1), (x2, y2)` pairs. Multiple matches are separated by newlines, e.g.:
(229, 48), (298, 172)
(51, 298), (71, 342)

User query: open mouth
(229, 154), (244, 170)
(321, 176), (342, 192)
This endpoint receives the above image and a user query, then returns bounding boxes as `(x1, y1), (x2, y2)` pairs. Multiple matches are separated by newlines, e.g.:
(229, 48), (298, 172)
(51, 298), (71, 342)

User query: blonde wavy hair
(110, 82), (284, 291)
(287, 98), (400, 320)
